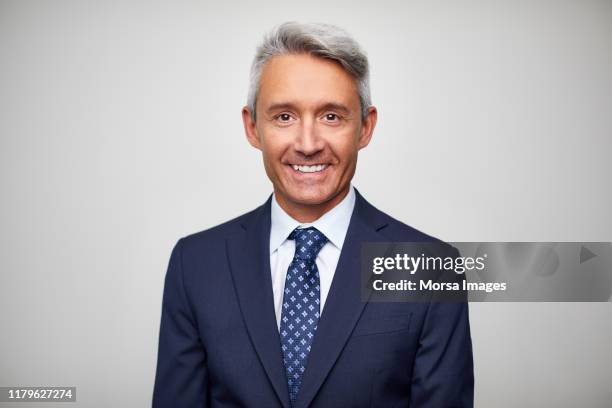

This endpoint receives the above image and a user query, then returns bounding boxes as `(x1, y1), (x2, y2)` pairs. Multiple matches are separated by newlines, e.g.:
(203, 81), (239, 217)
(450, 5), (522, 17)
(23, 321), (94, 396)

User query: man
(153, 22), (473, 407)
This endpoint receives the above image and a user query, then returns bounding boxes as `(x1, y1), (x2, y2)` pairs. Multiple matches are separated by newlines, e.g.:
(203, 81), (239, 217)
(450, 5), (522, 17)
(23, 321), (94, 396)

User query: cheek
(260, 143), (292, 179)
(328, 132), (360, 163)
(260, 133), (290, 160)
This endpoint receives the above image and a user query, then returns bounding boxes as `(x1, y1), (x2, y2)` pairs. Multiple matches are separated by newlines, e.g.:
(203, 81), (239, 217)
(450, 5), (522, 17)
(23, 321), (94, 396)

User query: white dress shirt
(269, 186), (356, 330)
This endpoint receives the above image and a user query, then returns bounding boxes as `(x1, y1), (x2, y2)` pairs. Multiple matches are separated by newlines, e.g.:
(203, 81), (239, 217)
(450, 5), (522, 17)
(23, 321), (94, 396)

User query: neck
(275, 186), (350, 223)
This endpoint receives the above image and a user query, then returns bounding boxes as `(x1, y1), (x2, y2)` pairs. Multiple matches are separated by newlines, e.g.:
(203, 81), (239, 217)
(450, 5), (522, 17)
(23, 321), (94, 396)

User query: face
(242, 53), (377, 217)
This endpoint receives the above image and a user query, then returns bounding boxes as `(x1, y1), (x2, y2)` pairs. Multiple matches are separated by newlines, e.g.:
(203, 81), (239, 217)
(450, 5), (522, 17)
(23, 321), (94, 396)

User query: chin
(284, 186), (335, 206)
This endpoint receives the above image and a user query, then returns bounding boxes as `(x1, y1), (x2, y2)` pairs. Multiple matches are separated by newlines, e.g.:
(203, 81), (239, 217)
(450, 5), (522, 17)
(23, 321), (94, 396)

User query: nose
(294, 117), (324, 156)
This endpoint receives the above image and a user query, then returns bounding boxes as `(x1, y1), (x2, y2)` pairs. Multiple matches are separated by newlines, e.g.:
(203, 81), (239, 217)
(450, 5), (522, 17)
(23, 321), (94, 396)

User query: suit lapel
(295, 190), (388, 408)
(226, 197), (291, 408)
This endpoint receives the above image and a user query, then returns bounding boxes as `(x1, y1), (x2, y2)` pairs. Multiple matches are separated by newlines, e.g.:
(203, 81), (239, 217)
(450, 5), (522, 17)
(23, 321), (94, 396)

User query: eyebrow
(265, 102), (352, 115)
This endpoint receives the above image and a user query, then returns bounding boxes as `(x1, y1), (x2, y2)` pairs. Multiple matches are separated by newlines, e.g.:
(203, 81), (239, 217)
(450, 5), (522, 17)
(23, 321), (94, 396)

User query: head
(242, 22), (377, 221)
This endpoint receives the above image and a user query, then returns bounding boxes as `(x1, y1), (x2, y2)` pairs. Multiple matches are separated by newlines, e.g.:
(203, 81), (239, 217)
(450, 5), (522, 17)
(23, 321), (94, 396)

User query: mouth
(290, 164), (329, 173)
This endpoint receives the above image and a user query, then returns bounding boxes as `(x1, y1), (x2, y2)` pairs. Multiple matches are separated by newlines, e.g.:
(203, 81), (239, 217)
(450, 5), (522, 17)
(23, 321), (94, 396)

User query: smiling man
(243, 50), (375, 223)
(153, 22), (474, 407)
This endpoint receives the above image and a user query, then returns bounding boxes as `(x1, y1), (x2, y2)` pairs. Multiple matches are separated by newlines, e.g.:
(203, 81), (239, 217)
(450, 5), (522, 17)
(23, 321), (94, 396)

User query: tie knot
(288, 227), (328, 260)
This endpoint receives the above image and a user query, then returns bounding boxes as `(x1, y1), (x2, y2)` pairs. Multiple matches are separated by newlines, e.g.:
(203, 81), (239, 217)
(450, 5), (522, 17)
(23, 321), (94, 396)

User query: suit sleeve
(153, 239), (208, 407)
(409, 246), (475, 407)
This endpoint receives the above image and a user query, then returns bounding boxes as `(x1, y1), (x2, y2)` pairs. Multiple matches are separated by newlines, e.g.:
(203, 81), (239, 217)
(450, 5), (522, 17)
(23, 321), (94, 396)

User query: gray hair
(247, 22), (371, 121)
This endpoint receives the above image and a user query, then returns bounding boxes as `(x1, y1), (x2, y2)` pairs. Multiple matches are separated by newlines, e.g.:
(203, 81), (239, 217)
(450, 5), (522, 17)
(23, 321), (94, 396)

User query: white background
(1, 0), (611, 406)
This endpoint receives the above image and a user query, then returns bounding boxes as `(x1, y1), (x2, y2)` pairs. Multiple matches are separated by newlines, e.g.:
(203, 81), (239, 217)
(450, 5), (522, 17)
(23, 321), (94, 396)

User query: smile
(291, 164), (328, 173)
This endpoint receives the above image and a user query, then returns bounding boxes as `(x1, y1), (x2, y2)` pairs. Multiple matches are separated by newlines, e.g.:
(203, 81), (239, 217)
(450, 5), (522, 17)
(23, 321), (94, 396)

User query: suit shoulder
(374, 208), (457, 255)
(177, 206), (258, 250)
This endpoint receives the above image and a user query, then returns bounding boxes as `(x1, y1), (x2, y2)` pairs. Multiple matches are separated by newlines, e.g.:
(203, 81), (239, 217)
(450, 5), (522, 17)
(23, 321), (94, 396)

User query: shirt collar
(270, 185), (356, 254)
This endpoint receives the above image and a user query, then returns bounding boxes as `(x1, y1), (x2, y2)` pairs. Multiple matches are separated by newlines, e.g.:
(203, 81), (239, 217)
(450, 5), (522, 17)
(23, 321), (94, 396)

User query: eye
(323, 113), (340, 122)
(275, 113), (294, 123)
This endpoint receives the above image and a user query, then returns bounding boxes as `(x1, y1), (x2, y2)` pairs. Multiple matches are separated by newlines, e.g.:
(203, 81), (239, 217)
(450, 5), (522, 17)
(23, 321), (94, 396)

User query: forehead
(257, 53), (360, 111)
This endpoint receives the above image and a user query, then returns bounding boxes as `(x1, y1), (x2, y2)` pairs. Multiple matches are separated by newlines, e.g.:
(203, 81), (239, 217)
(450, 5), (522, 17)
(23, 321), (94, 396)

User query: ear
(242, 106), (262, 150)
(357, 106), (378, 150)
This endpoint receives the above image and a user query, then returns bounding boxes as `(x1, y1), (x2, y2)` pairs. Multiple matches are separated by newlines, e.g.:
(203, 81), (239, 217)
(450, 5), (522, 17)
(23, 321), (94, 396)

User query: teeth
(292, 164), (328, 173)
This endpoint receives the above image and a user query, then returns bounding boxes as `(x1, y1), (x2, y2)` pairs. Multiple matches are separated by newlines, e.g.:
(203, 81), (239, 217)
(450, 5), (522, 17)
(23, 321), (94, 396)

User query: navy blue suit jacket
(153, 189), (474, 407)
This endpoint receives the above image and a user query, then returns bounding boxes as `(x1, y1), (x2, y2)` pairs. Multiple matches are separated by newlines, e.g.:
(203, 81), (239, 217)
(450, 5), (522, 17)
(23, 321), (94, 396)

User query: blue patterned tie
(279, 226), (328, 405)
